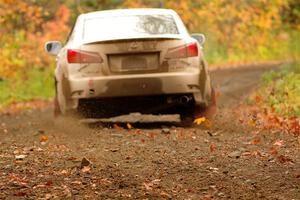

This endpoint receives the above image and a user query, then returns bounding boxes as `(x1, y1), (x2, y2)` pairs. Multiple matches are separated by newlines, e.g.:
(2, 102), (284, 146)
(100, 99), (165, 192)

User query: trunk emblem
(129, 42), (139, 50)
(141, 83), (147, 89)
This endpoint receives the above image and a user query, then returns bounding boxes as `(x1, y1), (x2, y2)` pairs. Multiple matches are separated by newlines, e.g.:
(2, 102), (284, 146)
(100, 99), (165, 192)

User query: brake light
(67, 49), (103, 63)
(166, 42), (198, 59)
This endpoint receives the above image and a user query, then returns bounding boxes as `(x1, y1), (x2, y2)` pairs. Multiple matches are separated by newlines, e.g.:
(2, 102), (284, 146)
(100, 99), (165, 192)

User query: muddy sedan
(45, 8), (215, 125)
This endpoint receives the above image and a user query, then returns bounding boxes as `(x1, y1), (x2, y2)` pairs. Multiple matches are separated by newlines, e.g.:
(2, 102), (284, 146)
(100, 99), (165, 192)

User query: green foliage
(258, 63), (300, 117)
(0, 68), (54, 105)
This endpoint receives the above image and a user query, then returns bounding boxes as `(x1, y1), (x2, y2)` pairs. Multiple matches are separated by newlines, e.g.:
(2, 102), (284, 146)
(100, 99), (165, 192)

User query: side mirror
(45, 41), (62, 56)
(191, 33), (206, 45)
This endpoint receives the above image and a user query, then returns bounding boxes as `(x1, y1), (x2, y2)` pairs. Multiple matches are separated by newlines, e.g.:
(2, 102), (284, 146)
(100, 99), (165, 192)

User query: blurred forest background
(0, 0), (299, 108)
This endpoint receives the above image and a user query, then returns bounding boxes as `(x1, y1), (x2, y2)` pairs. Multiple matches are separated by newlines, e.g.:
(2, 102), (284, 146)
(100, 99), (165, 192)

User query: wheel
(194, 87), (217, 120)
(54, 94), (62, 117)
(179, 100), (197, 127)
(53, 79), (62, 117)
(56, 75), (72, 115)
(180, 114), (195, 127)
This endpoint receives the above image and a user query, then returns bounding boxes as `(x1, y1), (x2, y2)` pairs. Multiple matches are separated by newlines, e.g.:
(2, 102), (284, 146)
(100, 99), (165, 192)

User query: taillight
(166, 42), (198, 59)
(67, 49), (103, 63)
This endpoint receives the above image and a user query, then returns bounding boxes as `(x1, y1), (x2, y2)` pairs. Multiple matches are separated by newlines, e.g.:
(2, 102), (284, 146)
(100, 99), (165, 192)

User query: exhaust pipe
(179, 95), (191, 104)
(166, 95), (192, 105)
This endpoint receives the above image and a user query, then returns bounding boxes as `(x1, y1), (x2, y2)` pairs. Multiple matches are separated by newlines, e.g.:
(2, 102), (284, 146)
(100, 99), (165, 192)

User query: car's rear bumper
(68, 72), (203, 99)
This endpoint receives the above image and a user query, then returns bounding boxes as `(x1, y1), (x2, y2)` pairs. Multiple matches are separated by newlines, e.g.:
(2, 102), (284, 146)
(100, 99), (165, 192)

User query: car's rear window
(83, 15), (179, 42)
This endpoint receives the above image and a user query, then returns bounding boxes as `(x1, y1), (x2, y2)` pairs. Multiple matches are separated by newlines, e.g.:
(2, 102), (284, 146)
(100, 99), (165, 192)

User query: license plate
(122, 56), (147, 70)
(109, 53), (159, 72)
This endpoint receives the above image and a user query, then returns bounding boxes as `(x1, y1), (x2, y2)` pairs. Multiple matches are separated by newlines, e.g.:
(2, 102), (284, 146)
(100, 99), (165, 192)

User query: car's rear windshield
(83, 15), (179, 42)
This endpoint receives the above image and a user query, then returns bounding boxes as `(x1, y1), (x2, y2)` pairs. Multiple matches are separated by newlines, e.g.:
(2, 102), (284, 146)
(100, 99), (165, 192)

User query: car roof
(81, 8), (177, 19)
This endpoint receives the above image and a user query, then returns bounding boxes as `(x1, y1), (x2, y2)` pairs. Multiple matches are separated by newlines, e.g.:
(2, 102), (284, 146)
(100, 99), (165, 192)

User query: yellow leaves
(123, 0), (148, 8)
(194, 116), (213, 128)
(127, 123), (133, 129)
(194, 117), (206, 125)
(0, 0), (17, 4)
(0, 2), (70, 78)
(40, 135), (48, 142)
(165, 0), (197, 29)
(248, 119), (257, 127)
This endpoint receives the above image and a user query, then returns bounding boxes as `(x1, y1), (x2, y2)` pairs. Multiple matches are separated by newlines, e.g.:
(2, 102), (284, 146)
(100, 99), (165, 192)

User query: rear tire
(54, 79), (62, 118)
(180, 114), (195, 127)
(180, 87), (217, 127)
(194, 87), (217, 120)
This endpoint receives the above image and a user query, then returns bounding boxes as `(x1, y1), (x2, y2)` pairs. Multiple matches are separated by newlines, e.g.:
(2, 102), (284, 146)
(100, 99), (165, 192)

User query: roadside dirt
(1, 65), (300, 199)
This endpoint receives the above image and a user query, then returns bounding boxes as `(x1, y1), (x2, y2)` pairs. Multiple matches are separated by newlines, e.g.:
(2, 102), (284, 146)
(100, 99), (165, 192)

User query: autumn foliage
(0, 0), (299, 79)
(0, 0), (299, 107)
(0, 0), (70, 78)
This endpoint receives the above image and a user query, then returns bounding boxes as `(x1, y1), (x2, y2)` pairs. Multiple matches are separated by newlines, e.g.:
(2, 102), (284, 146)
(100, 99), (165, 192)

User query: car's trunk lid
(80, 38), (185, 75)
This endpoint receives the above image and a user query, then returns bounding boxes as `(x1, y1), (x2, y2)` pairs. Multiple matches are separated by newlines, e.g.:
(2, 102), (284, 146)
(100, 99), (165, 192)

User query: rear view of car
(45, 9), (215, 125)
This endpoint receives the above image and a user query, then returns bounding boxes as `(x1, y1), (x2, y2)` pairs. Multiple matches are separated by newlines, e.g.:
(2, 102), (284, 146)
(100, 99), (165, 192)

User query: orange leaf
(255, 95), (262, 103)
(126, 123), (133, 129)
(210, 143), (216, 152)
(113, 124), (123, 129)
(251, 138), (261, 145)
(273, 140), (283, 146)
(81, 166), (91, 173)
(277, 155), (293, 164)
(40, 135), (48, 142)
(270, 147), (278, 155)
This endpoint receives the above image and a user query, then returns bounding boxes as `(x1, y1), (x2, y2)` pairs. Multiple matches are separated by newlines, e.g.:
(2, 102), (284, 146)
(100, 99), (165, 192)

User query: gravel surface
(1, 65), (299, 199)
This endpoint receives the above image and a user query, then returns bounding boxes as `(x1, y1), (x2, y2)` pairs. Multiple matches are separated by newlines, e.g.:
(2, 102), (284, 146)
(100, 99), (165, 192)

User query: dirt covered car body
(45, 8), (214, 122)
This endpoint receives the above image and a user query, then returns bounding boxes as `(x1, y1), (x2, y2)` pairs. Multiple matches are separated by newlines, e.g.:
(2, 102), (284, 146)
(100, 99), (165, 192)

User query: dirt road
(1, 65), (299, 199)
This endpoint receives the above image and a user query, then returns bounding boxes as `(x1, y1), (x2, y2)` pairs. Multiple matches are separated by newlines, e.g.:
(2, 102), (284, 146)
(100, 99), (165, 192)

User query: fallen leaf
(135, 129), (142, 135)
(194, 117), (206, 125)
(255, 95), (262, 103)
(143, 179), (161, 191)
(253, 150), (263, 157)
(113, 124), (123, 129)
(277, 155), (293, 164)
(143, 182), (153, 190)
(251, 138), (261, 145)
(239, 117), (244, 123)
(71, 181), (82, 185)
(152, 179), (161, 185)
(148, 132), (156, 139)
(61, 170), (68, 175)
(273, 140), (284, 146)
(210, 143), (216, 152)
(40, 135), (48, 142)
(45, 180), (53, 186)
(248, 119), (256, 127)
(110, 148), (119, 152)
(160, 191), (171, 198)
(14, 192), (26, 197)
(127, 123), (133, 129)
(270, 147), (278, 155)
(13, 149), (22, 155)
(241, 152), (251, 156)
(81, 166), (91, 173)
(15, 155), (26, 160)
(99, 178), (112, 186)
